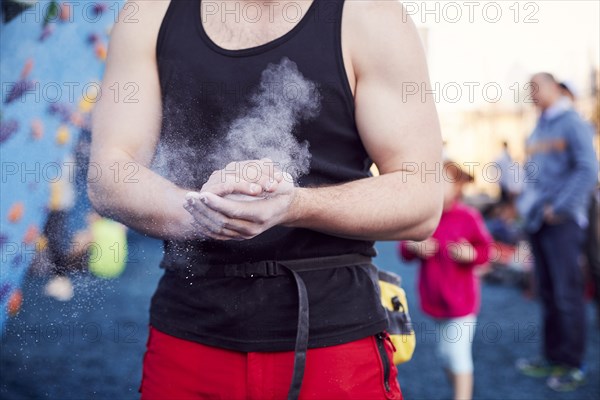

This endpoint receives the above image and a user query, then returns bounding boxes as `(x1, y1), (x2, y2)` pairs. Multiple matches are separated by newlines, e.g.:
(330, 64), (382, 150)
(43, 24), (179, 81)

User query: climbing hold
(56, 125), (70, 145)
(7, 289), (23, 317)
(95, 42), (107, 61)
(7, 202), (24, 223)
(31, 119), (43, 140)
(88, 218), (128, 279)
(23, 225), (39, 245)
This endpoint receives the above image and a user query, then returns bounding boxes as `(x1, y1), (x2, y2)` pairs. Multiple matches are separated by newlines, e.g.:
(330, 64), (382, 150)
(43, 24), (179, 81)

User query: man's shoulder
(126, 0), (171, 13)
(114, 0), (170, 23)
(559, 109), (581, 121)
(110, 1), (171, 54)
(343, 0), (414, 34)
(555, 110), (592, 135)
(342, 0), (423, 76)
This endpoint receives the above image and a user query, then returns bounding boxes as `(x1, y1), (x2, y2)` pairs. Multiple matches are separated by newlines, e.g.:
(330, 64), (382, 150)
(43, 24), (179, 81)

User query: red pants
(140, 326), (403, 400)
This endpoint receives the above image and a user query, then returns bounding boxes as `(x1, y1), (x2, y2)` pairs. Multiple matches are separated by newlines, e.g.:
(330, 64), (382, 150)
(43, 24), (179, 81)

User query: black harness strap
(284, 267), (309, 400)
(192, 253), (372, 400)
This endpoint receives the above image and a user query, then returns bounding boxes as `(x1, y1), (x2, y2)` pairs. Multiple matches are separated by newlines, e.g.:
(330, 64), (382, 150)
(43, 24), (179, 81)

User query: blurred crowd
(398, 72), (598, 399)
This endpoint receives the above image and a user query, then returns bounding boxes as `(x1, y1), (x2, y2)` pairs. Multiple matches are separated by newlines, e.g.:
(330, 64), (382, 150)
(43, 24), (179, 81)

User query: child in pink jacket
(399, 161), (493, 400)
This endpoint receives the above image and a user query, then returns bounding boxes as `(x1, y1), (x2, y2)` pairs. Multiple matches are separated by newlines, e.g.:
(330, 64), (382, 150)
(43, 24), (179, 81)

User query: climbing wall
(0, 0), (125, 331)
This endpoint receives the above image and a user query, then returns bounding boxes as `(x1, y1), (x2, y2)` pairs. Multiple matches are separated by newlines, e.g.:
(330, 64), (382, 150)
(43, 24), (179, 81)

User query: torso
(146, 0), (386, 351)
(146, 0), (357, 96)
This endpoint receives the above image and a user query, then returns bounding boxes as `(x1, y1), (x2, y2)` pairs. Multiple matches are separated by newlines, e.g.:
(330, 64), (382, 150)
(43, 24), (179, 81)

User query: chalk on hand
(224, 193), (266, 201)
(185, 192), (202, 204)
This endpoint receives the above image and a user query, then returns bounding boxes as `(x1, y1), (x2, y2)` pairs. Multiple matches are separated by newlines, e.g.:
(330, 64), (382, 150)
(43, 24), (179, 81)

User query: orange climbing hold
(21, 59), (33, 79)
(95, 42), (107, 61)
(59, 2), (72, 21)
(7, 202), (24, 223)
(7, 289), (23, 317)
(23, 225), (39, 244)
(70, 112), (84, 127)
(31, 119), (44, 140)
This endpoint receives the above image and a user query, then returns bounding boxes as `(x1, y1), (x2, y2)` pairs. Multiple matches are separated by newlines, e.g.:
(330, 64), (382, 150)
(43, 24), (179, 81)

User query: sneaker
(515, 357), (558, 378)
(547, 367), (586, 392)
(44, 276), (74, 301)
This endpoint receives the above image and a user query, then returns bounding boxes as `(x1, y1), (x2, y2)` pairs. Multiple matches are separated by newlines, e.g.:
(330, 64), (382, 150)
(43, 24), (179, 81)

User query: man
(89, 0), (442, 398)
(494, 141), (518, 203)
(516, 73), (598, 392)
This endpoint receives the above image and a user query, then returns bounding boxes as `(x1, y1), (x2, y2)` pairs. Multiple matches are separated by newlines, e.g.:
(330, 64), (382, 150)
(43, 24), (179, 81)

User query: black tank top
(150, 0), (388, 351)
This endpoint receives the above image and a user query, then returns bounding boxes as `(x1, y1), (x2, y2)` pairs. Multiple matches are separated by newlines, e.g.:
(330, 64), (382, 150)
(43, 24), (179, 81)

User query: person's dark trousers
(585, 189), (600, 324)
(530, 219), (586, 368)
(500, 185), (511, 204)
(43, 210), (70, 275)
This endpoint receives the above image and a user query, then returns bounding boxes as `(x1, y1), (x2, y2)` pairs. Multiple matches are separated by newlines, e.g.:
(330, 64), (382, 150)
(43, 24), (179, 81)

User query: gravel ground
(1, 233), (598, 399)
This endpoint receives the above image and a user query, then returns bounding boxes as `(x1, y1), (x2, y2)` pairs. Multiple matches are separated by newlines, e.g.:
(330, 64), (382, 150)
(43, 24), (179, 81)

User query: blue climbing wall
(0, 0), (125, 331)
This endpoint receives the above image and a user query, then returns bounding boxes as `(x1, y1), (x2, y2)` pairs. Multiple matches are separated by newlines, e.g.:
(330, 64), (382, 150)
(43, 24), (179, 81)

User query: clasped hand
(407, 237), (476, 263)
(183, 159), (296, 241)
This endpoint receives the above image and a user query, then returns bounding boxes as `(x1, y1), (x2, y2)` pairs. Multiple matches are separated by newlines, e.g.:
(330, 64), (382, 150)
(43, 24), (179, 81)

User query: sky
(411, 0), (600, 110)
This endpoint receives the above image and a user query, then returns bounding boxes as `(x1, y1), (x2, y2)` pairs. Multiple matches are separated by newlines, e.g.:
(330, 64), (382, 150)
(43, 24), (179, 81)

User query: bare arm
(88, 1), (197, 240)
(194, 1), (443, 241)
(287, 1), (442, 241)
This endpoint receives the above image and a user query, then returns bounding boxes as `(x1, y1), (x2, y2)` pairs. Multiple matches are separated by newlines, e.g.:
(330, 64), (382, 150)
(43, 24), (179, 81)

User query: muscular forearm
(88, 149), (195, 240)
(285, 171), (442, 241)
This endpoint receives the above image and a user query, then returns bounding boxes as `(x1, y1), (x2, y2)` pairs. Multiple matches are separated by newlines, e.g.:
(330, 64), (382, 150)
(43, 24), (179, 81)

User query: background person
(516, 72), (598, 392)
(494, 141), (520, 203)
(399, 160), (493, 400)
